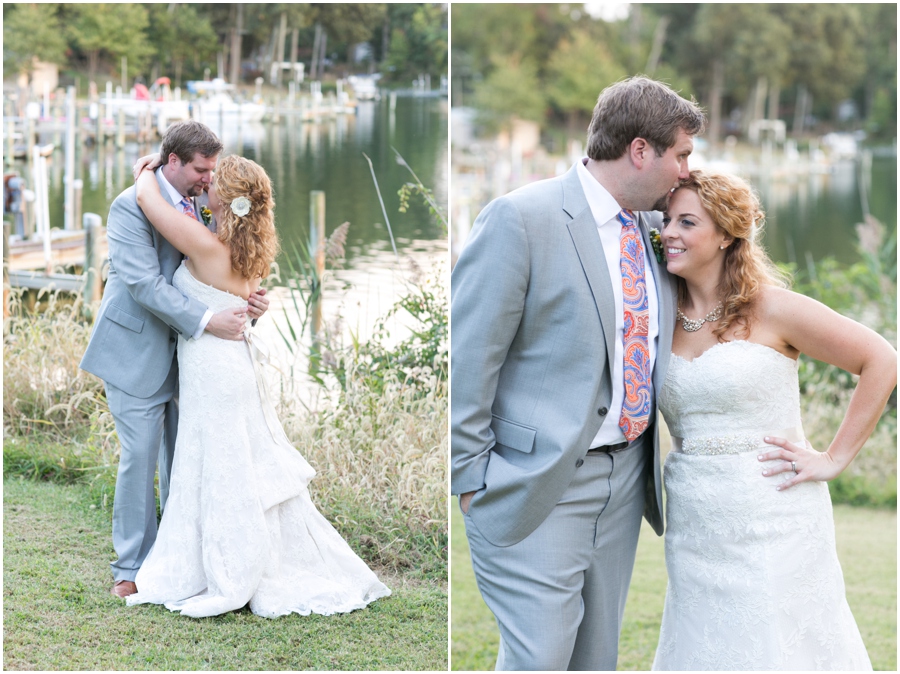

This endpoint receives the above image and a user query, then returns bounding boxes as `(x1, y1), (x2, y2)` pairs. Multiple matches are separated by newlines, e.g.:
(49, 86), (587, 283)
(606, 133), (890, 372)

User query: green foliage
(545, 29), (626, 118)
(473, 54), (547, 128)
(2, 3), (67, 76)
(780, 220), (897, 507)
(453, 3), (895, 135)
(3, 4), (447, 87)
(325, 273), (447, 399)
(66, 3), (154, 78)
(382, 4), (448, 83)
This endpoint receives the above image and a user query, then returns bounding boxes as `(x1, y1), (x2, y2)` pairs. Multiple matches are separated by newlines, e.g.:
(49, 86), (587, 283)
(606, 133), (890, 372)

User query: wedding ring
(791, 461), (797, 473)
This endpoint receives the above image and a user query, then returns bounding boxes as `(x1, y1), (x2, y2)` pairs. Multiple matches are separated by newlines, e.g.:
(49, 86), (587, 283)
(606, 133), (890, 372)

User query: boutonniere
(649, 228), (665, 264)
(200, 206), (212, 226)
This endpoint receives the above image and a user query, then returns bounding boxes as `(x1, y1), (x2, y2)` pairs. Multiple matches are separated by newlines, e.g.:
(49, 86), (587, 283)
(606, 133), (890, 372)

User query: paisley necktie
(617, 209), (651, 441)
(180, 197), (197, 221)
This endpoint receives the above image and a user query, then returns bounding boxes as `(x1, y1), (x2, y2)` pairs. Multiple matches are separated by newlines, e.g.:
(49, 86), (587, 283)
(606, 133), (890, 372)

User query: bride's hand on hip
(758, 436), (842, 490)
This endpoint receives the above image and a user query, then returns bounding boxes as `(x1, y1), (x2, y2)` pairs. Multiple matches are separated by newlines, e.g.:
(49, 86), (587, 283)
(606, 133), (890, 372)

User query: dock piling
(309, 190), (325, 337)
(83, 212), (103, 307)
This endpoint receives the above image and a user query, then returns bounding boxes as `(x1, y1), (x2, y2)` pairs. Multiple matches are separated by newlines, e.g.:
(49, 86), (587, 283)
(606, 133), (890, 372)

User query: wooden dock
(7, 228), (108, 273)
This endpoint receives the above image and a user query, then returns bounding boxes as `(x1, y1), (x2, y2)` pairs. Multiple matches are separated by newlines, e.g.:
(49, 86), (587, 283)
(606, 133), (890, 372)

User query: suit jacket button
(576, 458), (584, 468)
(598, 406), (608, 416)
(169, 336), (176, 343)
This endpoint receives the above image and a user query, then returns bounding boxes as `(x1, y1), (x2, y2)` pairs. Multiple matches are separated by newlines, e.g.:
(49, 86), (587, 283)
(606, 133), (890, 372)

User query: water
(754, 154), (896, 266)
(30, 95), (448, 399)
(50, 95), (448, 263)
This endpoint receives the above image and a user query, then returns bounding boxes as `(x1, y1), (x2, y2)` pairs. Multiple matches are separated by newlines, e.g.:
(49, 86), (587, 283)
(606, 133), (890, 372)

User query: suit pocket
(490, 415), (536, 454)
(105, 303), (144, 334)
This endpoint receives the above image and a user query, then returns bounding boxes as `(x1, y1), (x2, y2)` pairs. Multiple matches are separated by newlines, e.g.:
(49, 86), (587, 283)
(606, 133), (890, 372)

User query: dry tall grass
(3, 283), (447, 577)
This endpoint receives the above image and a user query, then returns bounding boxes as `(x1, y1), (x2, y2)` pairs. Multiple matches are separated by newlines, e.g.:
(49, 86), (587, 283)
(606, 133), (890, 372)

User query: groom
(80, 120), (269, 598)
(451, 77), (705, 670)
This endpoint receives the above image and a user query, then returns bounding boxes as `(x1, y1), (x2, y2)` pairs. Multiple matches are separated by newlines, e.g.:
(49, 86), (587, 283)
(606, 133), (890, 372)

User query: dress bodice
(659, 340), (802, 452)
(173, 262), (245, 312)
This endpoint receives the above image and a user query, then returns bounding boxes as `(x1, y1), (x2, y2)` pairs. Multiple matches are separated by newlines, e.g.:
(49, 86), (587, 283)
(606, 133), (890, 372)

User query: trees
(146, 4), (218, 86)
(2, 3), (447, 90)
(452, 3), (895, 140)
(382, 4), (447, 84)
(3, 3), (67, 76)
(66, 4), (153, 81)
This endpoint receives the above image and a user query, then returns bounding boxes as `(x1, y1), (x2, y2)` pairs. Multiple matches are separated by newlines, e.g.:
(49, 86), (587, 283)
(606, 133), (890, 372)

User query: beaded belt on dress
(671, 426), (805, 457)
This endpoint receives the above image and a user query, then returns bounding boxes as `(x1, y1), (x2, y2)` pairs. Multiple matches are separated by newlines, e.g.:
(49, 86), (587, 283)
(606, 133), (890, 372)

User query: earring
(720, 245), (725, 250)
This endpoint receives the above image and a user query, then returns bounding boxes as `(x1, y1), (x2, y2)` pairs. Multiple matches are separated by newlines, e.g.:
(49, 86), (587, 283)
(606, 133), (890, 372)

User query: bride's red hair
(214, 155), (279, 279)
(674, 170), (790, 340)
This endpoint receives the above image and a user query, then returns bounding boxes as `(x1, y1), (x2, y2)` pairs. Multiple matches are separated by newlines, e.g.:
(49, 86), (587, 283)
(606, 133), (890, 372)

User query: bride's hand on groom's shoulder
(133, 153), (163, 181)
(757, 436), (843, 490)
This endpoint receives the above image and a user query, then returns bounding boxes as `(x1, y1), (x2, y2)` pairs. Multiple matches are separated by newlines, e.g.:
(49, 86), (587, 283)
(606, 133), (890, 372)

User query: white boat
(347, 75), (382, 101)
(194, 93), (267, 123)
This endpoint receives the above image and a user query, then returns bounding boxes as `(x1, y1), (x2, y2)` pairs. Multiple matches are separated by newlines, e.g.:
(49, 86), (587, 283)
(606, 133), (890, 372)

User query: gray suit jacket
(450, 165), (677, 547)
(80, 170), (209, 398)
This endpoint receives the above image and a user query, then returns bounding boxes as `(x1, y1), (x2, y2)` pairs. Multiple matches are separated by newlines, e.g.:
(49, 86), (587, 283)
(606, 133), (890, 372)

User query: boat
(188, 79), (267, 123)
(347, 75), (382, 101)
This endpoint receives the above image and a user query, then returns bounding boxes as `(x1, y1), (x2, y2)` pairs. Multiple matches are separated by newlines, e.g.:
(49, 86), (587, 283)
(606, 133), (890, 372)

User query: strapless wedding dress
(652, 340), (871, 670)
(127, 262), (390, 618)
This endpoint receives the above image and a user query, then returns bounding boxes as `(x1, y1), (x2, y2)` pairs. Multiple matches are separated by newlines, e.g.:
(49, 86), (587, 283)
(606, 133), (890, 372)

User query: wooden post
(6, 117), (14, 170)
(64, 86), (77, 230)
(82, 212), (103, 308)
(116, 107), (125, 149)
(26, 117), (35, 163)
(309, 190), (325, 338)
(3, 221), (10, 319)
(73, 180), (83, 231)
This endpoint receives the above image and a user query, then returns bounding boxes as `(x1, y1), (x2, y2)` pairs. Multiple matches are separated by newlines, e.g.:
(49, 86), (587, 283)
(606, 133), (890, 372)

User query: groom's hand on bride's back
(205, 307), (248, 341)
(247, 288), (269, 327)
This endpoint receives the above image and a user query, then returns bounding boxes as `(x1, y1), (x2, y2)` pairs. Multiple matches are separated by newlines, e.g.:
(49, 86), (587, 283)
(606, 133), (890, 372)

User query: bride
(652, 170), (895, 670)
(125, 154), (390, 618)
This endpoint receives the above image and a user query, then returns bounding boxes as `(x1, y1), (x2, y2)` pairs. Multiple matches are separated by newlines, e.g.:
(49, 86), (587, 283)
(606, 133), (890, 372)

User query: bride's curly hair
(213, 155), (279, 279)
(675, 170), (790, 340)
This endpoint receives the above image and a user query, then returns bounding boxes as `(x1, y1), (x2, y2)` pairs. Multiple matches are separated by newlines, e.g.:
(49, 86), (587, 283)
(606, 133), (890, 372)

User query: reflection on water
(258, 238), (446, 404)
(51, 95), (448, 267)
(755, 155), (896, 266)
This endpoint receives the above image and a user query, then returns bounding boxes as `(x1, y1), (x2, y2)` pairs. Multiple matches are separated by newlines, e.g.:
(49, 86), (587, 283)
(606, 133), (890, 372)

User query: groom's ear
(629, 138), (650, 168)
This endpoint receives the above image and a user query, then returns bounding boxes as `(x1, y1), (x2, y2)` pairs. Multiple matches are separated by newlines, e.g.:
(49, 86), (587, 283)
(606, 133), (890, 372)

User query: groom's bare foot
(111, 580), (137, 598)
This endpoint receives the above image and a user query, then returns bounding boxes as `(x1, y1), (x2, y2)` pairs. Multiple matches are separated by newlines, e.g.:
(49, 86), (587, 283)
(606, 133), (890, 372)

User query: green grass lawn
(451, 503), (897, 671)
(4, 477), (447, 671)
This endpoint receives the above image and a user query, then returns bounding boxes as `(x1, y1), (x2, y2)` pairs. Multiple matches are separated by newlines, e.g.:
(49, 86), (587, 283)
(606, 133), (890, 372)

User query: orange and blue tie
(617, 209), (651, 442)
(180, 197), (197, 221)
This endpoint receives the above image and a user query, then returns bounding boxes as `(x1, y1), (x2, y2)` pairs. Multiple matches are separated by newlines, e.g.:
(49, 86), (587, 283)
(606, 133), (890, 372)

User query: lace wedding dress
(652, 340), (871, 670)
(127, 262), (391, 618)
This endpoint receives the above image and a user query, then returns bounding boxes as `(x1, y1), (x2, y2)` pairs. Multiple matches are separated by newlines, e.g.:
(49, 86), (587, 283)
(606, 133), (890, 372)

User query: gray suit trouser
(463, 433), (649, 671)
(104, 357), (179, 582)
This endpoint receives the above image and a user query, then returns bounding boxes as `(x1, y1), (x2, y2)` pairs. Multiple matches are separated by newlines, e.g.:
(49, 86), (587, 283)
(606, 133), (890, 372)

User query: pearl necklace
(676, 303), (723, 332)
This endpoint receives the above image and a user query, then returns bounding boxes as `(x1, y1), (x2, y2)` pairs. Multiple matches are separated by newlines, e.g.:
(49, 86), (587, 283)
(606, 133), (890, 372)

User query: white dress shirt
(157, 168), (212, 339)
(575, 159), (659, 447)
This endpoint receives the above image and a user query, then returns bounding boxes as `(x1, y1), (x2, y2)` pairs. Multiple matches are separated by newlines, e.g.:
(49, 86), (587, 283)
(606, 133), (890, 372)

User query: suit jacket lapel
(637, 211), (676, 393)
(562, 167), (617, 379)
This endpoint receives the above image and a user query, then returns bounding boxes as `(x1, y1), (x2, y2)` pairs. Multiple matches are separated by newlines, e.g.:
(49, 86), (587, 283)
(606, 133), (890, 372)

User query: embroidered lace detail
(126, 262), (390, 618)
(653, 340), (872, 670)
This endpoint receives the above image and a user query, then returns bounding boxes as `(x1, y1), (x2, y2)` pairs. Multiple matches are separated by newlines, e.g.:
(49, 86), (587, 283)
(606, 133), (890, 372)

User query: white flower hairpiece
(231, 196), (251, 217)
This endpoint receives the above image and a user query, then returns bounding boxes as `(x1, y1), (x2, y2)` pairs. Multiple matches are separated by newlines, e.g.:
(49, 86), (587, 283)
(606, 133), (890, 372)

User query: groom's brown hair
(160, 120), (224, 165)
(586, 76), (706, 161)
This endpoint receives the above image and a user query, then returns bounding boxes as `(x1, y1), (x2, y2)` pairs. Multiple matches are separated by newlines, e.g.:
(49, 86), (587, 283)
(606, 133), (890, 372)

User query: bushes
(2, 273), (448, 579)
(784, 216), (897, 507)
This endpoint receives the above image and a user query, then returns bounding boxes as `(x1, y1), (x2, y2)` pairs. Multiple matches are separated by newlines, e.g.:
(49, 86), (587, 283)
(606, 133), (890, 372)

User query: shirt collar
(575, 158), (623, 227)
(157, 166), (187, 206)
